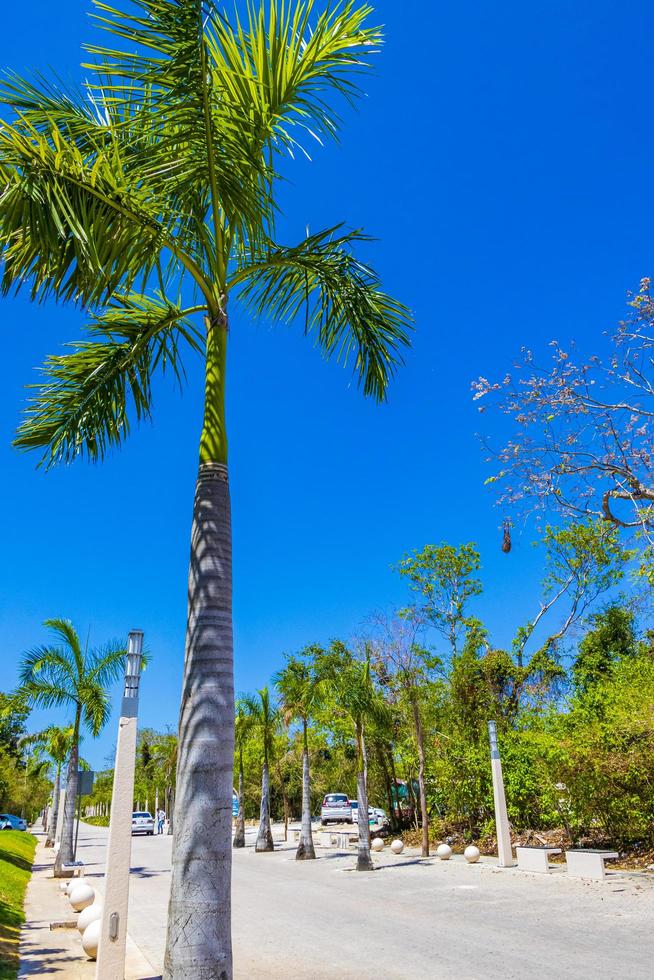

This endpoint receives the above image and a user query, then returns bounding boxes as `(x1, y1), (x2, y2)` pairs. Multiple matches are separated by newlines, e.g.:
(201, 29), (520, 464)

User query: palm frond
(210, 0), (381, 158)
(14, 293), (205, 466)
(231, 227), (412, 400)
(79, 682), (112, 737)
(43, 618), (83, 674)
(86, 640), (129, 688)
(17, 645), (78, 699)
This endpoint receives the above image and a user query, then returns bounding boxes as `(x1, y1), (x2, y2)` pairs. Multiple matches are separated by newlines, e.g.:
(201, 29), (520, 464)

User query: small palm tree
(243, 688), (279, 852)
(2, 2), (411, 970)
(275, 651), (322, 860)
(21, 725), (75, 846)
(317, 642), (386, 871)
(151, 733), (178, 835)
(233, 703), (253, 849)
(14, 619), (125, 875)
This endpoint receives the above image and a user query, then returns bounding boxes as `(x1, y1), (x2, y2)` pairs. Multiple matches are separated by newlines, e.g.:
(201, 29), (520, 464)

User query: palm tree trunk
(54, 707), (81, 876)
(411, 696), (430, 857)
(46, 764), (61, 847)
(296, 719), (315, 860)
(255, 761), (274, 852)
(164, 308), (234, 980)
(233, 751), (245, 848)
(355, 723), (373, 872)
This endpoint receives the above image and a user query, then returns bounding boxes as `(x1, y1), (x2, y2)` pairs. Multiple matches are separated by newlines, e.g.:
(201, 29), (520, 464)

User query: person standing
(157, 809), (165, 835)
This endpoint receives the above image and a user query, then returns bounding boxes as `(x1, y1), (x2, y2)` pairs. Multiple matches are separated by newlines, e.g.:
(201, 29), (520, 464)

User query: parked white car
(321, 793), (353, 825)
(131, 811), (155, 835)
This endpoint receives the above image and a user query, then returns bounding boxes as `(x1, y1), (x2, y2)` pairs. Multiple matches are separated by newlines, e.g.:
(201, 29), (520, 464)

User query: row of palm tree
(236, 642), (387, 871)
(2, 1), (410, 974)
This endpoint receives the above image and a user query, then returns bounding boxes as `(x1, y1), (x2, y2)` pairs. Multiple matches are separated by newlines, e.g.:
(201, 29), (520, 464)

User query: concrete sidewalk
(18, 829), (158, 979)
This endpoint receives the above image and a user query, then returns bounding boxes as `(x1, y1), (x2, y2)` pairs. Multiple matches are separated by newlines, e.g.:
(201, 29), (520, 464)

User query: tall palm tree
(14, 619), (125, 875)
(233, 702), (253, 849)
(151, 732), (178, 835)
(317, 641), (386, 871)
(274, 651), (322, 860)
(243, 688), (279, 852)
(1, 2), (411, 973)
(21, 725), (75, 846)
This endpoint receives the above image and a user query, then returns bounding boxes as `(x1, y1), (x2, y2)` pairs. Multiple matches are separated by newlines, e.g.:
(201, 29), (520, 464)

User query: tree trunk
(411, 696), (430, 857)
(355, 724), (373, 871)
(255, 761), (274, 852)
(166, 787), (175, 835)
(46, 764), (61, 847)
(233, 752), (245, 848)
(296, 719), (315, 860)
(54, 708), (81, 876)
(163, 352), (234, 980)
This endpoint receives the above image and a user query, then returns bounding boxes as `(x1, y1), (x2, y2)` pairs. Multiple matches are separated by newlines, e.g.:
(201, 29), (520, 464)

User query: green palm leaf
(231, 227), (412, 400)
(14, 293), (205, 466)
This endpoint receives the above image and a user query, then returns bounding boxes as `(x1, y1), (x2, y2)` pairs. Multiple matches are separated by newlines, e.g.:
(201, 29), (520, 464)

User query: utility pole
(96, 630), (144, 979)
(488, 720), (515, 867)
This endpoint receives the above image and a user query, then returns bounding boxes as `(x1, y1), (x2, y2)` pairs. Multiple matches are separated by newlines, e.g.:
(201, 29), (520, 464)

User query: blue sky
(1, 0), (652, 768)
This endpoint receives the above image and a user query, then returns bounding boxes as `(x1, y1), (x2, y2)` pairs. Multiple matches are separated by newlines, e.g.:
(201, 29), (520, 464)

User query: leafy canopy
(0, 0), (412, 467)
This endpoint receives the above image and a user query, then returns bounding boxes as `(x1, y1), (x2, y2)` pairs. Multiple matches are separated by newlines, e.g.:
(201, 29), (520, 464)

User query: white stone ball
(436, 843), (453, 861)
(82, 918), (101, 960)
(77, 902), (103, 934)
(390, 839), (404, 855)
(69, 883), (95, 912)
(371, 837), (385, 852)
(66, 876), (86, 895)
(464, 845), (480, 864)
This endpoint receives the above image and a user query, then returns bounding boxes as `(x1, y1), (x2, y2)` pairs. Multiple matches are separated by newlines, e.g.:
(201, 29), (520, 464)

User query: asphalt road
(77, 821), (653, 979)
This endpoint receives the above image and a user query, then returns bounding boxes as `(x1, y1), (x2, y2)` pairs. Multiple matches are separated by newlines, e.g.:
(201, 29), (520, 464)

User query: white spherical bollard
(65, 876), (85, 894)
(82, 918), (101, 960)
(77, 902), (103, 934)
(390, 839), (404, 855)
(371, 837), (385, 852)
(464, 845), (480, 864)
(436, 843), (453, 861)
(69, 882), (95, 912)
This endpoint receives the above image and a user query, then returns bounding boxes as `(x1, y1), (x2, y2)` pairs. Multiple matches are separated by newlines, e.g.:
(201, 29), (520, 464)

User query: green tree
(232, 703), (253, 849)
(21, 725), (75, 845)
(243, 687), (280, 852)
(0, 693), (30, 761)
(151, 733), (178, 835)
(573, 604), (637, 693)
(275, 650), (323, 860)
(316, 642), (386, 871)
(1, 4), (410, 971)
(13, 619), (125, 875)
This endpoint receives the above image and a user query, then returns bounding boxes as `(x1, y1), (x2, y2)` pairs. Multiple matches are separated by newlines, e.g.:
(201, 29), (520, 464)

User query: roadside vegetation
(0, 831), (36, 980)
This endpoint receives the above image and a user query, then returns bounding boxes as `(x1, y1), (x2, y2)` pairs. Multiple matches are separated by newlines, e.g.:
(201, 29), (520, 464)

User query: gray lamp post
(488, 720), (516, 867)
(96, 630), (144, 979)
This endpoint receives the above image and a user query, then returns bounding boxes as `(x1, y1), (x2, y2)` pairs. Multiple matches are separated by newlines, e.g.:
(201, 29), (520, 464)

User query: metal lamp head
(124, 630), (144, 699)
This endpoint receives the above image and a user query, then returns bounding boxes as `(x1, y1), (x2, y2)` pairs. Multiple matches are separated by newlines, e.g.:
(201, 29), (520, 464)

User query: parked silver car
(321, 793), (352, 825)
(131, 811), (155, 835)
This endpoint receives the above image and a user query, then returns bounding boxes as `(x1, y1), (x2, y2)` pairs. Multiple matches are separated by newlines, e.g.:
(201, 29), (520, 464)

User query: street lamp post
(488, 720), (516, 867)
(96, 630), (144, 979)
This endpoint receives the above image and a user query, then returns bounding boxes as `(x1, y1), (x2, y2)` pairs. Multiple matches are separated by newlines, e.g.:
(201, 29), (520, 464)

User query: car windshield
(324, 795), (348, 803)
(133, 812), (152, 818)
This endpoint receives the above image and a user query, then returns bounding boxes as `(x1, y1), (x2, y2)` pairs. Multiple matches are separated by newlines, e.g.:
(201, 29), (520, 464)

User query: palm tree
(243, 688), (279, 852)
(317, 642), (386, 871)
(233, 703), (253, 849)
(14, 619), (125, 875)
(21, 725), (75, 846)
(151, 733), (178, 835)
(1, 2), (410, 972)
(275, 651), (322, 860)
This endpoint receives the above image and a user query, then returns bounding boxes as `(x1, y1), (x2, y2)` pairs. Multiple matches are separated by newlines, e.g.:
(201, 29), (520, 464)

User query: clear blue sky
(2, 1), (651, 768)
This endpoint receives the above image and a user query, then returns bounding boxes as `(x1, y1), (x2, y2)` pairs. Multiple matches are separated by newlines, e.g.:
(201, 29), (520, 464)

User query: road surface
(77, 821), (653, 979)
